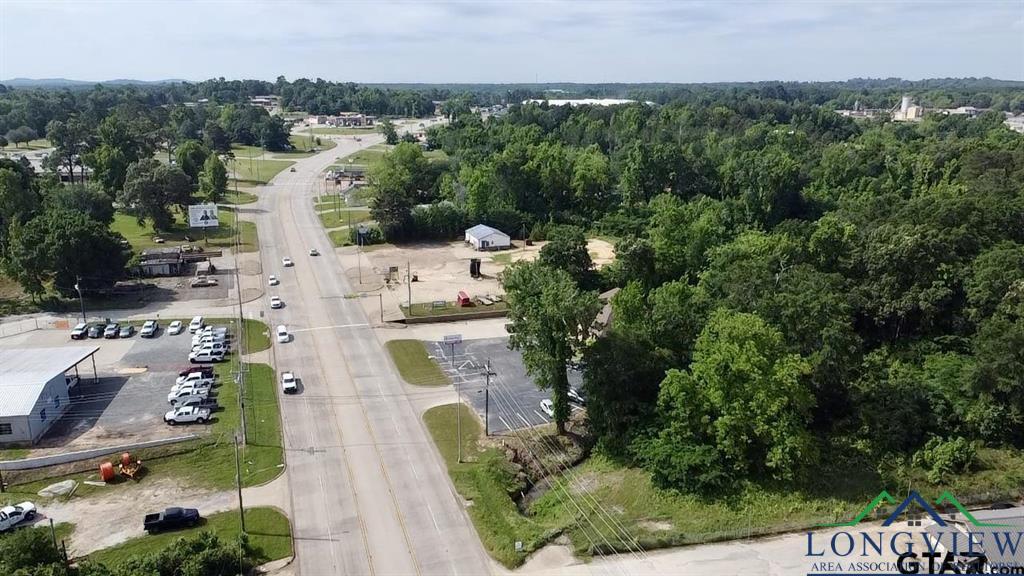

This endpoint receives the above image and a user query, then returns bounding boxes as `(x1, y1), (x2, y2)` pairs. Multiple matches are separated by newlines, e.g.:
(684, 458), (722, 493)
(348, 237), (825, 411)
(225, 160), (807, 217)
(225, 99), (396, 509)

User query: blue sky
(1, 0), (1022, 83)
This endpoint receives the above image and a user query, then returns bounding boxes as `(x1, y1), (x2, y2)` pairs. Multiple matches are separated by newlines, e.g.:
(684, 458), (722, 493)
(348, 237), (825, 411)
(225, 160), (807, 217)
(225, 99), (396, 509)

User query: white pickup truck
(164, 406), (211, 425)
(0, 501), (36, 532)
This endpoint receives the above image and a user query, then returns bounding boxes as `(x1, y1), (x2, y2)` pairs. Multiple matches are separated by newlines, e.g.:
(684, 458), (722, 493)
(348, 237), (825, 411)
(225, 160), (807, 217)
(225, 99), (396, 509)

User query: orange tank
(99, 462), (115, 482)
(121, 452), (132, 467)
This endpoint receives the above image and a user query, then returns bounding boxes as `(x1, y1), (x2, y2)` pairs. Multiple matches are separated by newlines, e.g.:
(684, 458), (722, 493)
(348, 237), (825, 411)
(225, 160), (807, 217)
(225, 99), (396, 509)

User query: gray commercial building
(0, 346), (99, 445)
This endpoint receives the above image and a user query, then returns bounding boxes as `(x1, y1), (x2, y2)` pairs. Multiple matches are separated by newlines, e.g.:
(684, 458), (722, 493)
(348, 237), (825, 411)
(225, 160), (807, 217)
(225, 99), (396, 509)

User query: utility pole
(234, 432), (246, 533)
(407, 261), (412, 315)
(379, 293), (384, 323)
(482, 359), (495, 436)
(456, 379), (462, 464)
(74, 278), (86, 323)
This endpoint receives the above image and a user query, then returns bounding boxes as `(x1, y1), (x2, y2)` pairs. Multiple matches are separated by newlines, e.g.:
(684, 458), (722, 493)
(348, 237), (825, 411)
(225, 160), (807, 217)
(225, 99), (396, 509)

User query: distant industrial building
(1005, 114), (1024, 133)
(307, 113), (375, 127)
(465, 224), (511, 251)
(523, 98), (649, 107)
(249, 95), (281, 111)
(892, 95), (925, 122)
(0, 346), (99, 445)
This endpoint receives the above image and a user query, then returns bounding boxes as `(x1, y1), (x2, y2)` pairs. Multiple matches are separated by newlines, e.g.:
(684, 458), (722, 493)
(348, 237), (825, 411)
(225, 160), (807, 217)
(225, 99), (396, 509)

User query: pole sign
(443, 334), (462, 345)
(188, 204), (219, 228)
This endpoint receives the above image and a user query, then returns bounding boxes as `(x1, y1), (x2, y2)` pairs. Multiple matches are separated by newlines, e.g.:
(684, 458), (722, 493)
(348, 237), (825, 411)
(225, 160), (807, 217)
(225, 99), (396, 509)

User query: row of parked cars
(70, 319), (166, 340)
(163, 318), (232, 425)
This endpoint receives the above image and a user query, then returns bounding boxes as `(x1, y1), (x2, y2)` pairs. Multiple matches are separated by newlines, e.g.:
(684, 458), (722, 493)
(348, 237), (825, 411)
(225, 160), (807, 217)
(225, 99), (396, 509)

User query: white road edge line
(292, 322), (370, 333)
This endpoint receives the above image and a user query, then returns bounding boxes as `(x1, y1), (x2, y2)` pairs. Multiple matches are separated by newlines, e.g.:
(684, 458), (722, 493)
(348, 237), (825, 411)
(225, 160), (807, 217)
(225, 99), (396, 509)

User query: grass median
(386, 340), (450, 386)
(87, 507), (292, 567)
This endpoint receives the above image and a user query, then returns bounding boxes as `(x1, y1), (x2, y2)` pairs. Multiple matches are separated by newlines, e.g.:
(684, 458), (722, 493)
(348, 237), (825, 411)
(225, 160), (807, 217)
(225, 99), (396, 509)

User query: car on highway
(281, 371), (298, 394)
(70, 322), (89, 340)
(268, 275), (279, 286)
(276, 325), (289, 343)
(189, 349), (225, 363)
(119, 324), (135, 338)
(0, 501), (37, 532)
(540, 399), (555, 418)
(140, 320), (158, 338)
(103, 323), (120, 338)
(308, 248), (319, 256)
(143, 507), (200, 534)
(282, 257), (294, 267)
(270, 296), (283, 309)
(289, 167), (296, 172)
(87, 324), (104, 338)
(167, 320), (184, 335)
(568, 388), (586, 406)
(164, 406), (211, 425)
(188, 316), (204, 333)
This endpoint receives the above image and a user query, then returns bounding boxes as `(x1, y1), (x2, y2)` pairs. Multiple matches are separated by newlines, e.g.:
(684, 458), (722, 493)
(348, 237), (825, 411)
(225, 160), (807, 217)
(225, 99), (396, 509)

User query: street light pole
(74, 278), (85, 323)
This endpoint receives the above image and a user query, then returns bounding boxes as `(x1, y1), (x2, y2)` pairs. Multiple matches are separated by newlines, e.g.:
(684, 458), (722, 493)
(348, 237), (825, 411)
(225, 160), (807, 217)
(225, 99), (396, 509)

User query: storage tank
(901, 95), (912, 114)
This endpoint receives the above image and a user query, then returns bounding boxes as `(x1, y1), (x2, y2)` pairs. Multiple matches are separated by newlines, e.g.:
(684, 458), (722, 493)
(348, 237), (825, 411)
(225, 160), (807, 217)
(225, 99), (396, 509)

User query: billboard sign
(188, 204), (219, 228)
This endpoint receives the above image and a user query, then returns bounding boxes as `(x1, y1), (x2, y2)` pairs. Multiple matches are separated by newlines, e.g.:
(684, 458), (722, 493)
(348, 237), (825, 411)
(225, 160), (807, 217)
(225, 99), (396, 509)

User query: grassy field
(287, 134), (337, 154)
(333, 145), (389, 171)
(220, 189), (259, 205)
(87, 507), (292, 567)
(317, 208), (371, 229)
(385, 340), (450, 386)
(424, 404), (554, 567)
(1, 138), (50, 151)
(227, 156), (294, 184)
(111, 208), (258, 253)
(0, 447), (30, 460)
(401, 300), (508, 319)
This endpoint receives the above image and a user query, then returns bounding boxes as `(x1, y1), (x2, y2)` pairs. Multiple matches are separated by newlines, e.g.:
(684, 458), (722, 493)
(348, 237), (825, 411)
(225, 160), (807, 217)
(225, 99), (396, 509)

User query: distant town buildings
(523, 98), (648, 106)
(1005, 115), (1024, 133)
(836, 95), (1022, 128)
(249, 95), (281, 111)
(307, 112), (375, 127)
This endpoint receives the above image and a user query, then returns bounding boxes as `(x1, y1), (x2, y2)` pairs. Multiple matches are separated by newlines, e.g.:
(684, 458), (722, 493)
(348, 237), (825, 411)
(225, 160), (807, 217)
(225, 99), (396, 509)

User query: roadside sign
(444, 334), (462, 345)
(188, 204), (219, 228)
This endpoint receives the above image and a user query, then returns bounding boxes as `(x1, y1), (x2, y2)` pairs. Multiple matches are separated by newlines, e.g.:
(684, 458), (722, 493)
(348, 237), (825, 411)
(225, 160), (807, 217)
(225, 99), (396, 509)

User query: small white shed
(465, 224), (511, 251)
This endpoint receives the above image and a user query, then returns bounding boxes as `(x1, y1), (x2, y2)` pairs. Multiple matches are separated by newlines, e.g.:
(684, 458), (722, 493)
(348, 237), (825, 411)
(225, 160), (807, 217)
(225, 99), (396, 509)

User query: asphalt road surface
(250, 132), (491, 575)
(429, 338), (583, 434)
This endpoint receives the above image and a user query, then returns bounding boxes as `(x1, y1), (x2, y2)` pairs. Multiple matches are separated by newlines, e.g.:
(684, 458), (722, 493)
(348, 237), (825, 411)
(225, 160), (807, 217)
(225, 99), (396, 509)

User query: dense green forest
(367, 91), (1024, 493)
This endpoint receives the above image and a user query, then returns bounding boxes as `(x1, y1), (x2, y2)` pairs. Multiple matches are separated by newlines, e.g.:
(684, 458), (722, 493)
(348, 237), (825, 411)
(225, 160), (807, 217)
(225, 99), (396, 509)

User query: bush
(349, 224), (384, 246)
(411, 202), (468, 240)
(0, 527), (61, 573)
(912, 436), (977, 483)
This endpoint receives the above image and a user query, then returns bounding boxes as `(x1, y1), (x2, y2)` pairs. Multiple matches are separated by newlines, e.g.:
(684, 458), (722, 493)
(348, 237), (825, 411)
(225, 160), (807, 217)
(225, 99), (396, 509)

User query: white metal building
(0, 346), (99, 445)
(465, 224), (511, 251)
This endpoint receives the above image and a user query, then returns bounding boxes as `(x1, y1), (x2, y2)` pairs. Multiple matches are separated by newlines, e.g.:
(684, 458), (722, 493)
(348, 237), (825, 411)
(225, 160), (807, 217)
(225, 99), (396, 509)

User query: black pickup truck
(143, 507), (201, 534)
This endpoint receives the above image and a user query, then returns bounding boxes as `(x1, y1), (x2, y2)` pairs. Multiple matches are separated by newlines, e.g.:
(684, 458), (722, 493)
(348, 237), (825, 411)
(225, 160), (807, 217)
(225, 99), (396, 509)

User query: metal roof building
(465, 224), (511, 251)
(0, 346), (99, 445)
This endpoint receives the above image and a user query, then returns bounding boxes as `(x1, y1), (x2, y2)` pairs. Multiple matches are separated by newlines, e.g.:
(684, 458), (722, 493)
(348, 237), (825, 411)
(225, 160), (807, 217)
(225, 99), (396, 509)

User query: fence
(0, 315), (80, 338)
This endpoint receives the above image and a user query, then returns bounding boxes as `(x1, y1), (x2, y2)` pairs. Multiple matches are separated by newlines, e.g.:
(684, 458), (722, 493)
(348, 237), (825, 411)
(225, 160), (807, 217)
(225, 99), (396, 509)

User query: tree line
(369, 92), (1024, 493)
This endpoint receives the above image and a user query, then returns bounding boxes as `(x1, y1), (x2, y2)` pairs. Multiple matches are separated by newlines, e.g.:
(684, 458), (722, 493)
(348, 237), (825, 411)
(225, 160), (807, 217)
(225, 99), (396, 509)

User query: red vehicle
(178, 366), (214, 378)
(456, 291), (471, 307)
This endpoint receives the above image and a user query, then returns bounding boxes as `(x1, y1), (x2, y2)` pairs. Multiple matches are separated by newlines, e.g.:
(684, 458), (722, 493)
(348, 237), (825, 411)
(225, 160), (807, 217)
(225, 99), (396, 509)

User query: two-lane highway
(251, 133), (491, 575)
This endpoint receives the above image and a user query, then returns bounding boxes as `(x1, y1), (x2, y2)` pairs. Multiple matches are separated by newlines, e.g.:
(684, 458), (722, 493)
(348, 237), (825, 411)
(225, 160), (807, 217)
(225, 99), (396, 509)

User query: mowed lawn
(87, 507), (292, 567)
(317, 208), (371, 229)
(112, 208), (258, 253)
(226, 156), (294, 184)
(385, 340), (450, 386)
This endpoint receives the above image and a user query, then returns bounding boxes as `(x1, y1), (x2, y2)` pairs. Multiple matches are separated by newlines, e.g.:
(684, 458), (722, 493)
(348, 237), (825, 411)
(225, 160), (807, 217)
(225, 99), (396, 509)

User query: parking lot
(427, 337), (582, 434)
(0, 322), (231, 454)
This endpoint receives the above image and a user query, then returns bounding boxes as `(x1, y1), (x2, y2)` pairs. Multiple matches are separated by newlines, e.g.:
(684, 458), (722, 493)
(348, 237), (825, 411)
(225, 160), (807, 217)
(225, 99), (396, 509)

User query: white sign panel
(443, 334), (463, 345)
(188, 204), (219, 228)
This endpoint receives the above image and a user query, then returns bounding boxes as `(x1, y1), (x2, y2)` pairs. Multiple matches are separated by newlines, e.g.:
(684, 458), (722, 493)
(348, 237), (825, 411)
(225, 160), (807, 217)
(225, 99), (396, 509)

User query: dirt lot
(0, 326), (223, 457)
(347, 238), (615, 310)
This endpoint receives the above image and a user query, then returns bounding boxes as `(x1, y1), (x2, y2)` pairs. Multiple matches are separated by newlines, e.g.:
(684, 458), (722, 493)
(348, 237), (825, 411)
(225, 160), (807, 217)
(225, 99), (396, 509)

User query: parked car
(270, 296), (283, 309)
(192, 333), (227, 347)
(308, 248), (319, 256)
(189, 349), (225, 363)
(103, 323), (120, 338)
(119, 325), (135, 338)
(0, 502), (37, 532)
(140, 320), (158, 338)
(178, 396), (219, 411)
(70, 322), (89, 340)
(540, 399), (555, 418)
(167, 320), (184, 335)
(281, 372), (298, 394)
(164, 406), (211, 425)
(190, 276), (218, 288)
(276, 325), (289, 343)
(282, 257), (294, 267)
(174, 371), (214, 387)
(143, 507), (200, 534)
(87, 324), (104, 338)
(178, 366), (214, 378)
(188, 316), (204, 333)
(191, 341), (228, 355)
(289, 167), (296, 172)
(268, 274), (279, 286)
(168, 386), (210, 404)
(567, 388), (587, 406)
